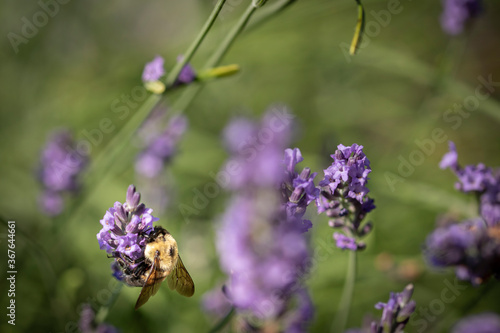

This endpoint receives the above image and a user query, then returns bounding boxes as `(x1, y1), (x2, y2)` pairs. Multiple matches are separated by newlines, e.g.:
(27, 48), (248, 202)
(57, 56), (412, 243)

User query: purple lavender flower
(441, 0), (482, 35)
(176, 55), (196, 84)
(452, 313), (500, 333)
(440, 141), (500, 227)
(38, 129), (88, 216)
(79, 304), (120, 333)
(346, 284), (416, 333)
(424, 218), (500, 285)
(221, 109), (292, 190)
(204, 109), (314, 331)
(97, 185), (158, 278)
(282, 148), (319, 232)
(142, 55), (165, 82)
(142, 55), (196, 85)
(135, 115), (188, 178)
(316, 144), (375, 250)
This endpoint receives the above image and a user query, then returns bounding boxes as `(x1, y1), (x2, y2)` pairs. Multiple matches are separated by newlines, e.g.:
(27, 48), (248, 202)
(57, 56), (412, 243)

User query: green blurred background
(1, 0), (500, 332)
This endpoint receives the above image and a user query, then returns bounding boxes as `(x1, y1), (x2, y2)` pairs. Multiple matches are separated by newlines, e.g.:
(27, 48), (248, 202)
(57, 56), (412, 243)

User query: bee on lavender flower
(98, 185), (194, 310)
(118, 226), (195, 309)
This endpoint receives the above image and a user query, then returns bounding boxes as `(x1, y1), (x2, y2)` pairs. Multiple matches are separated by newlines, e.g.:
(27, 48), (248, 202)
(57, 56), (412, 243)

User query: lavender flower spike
(205, 108), (314, 332)
(424, 218), (500, 285)
(38, 129), (88, 216)
(346, 284), (416, 333)
(97, 185), (158, 279)
(317, 143), (375, 250)
(440, 141), (500, 227)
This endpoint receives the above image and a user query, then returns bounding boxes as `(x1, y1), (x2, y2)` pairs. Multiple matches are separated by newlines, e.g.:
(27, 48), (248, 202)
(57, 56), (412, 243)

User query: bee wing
(135, 254), (165, 310)
(167, 255), (195, 297)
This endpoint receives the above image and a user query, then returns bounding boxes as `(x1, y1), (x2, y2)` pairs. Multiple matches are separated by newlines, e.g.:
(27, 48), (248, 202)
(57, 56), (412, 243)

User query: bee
(118, 226), (195, 309)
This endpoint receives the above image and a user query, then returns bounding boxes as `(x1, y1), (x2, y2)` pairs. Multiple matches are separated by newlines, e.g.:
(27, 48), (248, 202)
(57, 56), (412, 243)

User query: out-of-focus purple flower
(221, 108), (292, 190)
(142, 55), (196, 85)
(205, 108), (313, 331)
(79, 304), (120, 333)
(38, 191), (64, 216)
(333, 233), (359, 251)
(38, 129), (88, 216)
(424, 218), (500, 285)
(316, 144), (374, 250)
(97, 185), (158, 278)
(440, 141), (500, 227)
(216, 194), (310, 320)
(284, 288), (315, 333)
(142, 55), (165, 82)
(176, 55), (196, 85)
(282, 148), (319, 233)
(135, 115), (188, 178)
(452, 312), (500, 333)
(441, 0), (482, 35)
(346, 284), (416, 333)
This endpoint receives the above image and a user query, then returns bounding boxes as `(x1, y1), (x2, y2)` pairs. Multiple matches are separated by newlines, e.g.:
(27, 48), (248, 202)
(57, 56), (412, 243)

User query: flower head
(142, 55), (165, 82)
(97, 185), (158, 277)
(205, 108), (314, 331)
(440, 141), (500, 227)
(346, 284), (416, 333)
(316, 143), (375, 250)
(441, 0), (482, 35)
(37, 129), (88, 216)
(424, 218), (500, 285)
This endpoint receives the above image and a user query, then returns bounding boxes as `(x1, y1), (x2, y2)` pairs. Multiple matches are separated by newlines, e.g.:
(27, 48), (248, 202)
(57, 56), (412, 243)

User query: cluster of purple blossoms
(441, 0), (482, 35)
(37, 129), (88, 216)
(316, 144), (375, 251)
(440, 141), (500, 227)
(345, 284), (416, 333)
(424, 218), (500, 285)
(203, 109), (314, 332)
(96, 185), (158, 279)
(451, 312), (500, 333)
(424, 141), (500, 285)
(135, 115), (188, 178)
(142, 55), (196, 85)
(79, 304), (120, 333)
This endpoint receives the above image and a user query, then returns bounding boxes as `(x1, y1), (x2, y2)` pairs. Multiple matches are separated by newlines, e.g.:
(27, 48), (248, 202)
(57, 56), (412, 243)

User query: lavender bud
(397, 300), (416, 322)
(399, 284), (414, 306)
(359, 222), (373, 236)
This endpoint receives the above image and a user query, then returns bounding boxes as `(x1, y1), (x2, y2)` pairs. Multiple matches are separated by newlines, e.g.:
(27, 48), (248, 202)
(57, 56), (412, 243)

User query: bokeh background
(1, 0), (500, 332)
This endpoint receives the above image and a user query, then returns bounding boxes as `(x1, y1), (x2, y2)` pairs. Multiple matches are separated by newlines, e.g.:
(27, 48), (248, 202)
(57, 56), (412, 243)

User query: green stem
(207, 307), (235, 333)
(172, 3), (258, 112)
(332, 249), (357, 333)
(164, 0), (227, 88)
(95, 282), (123, 324)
